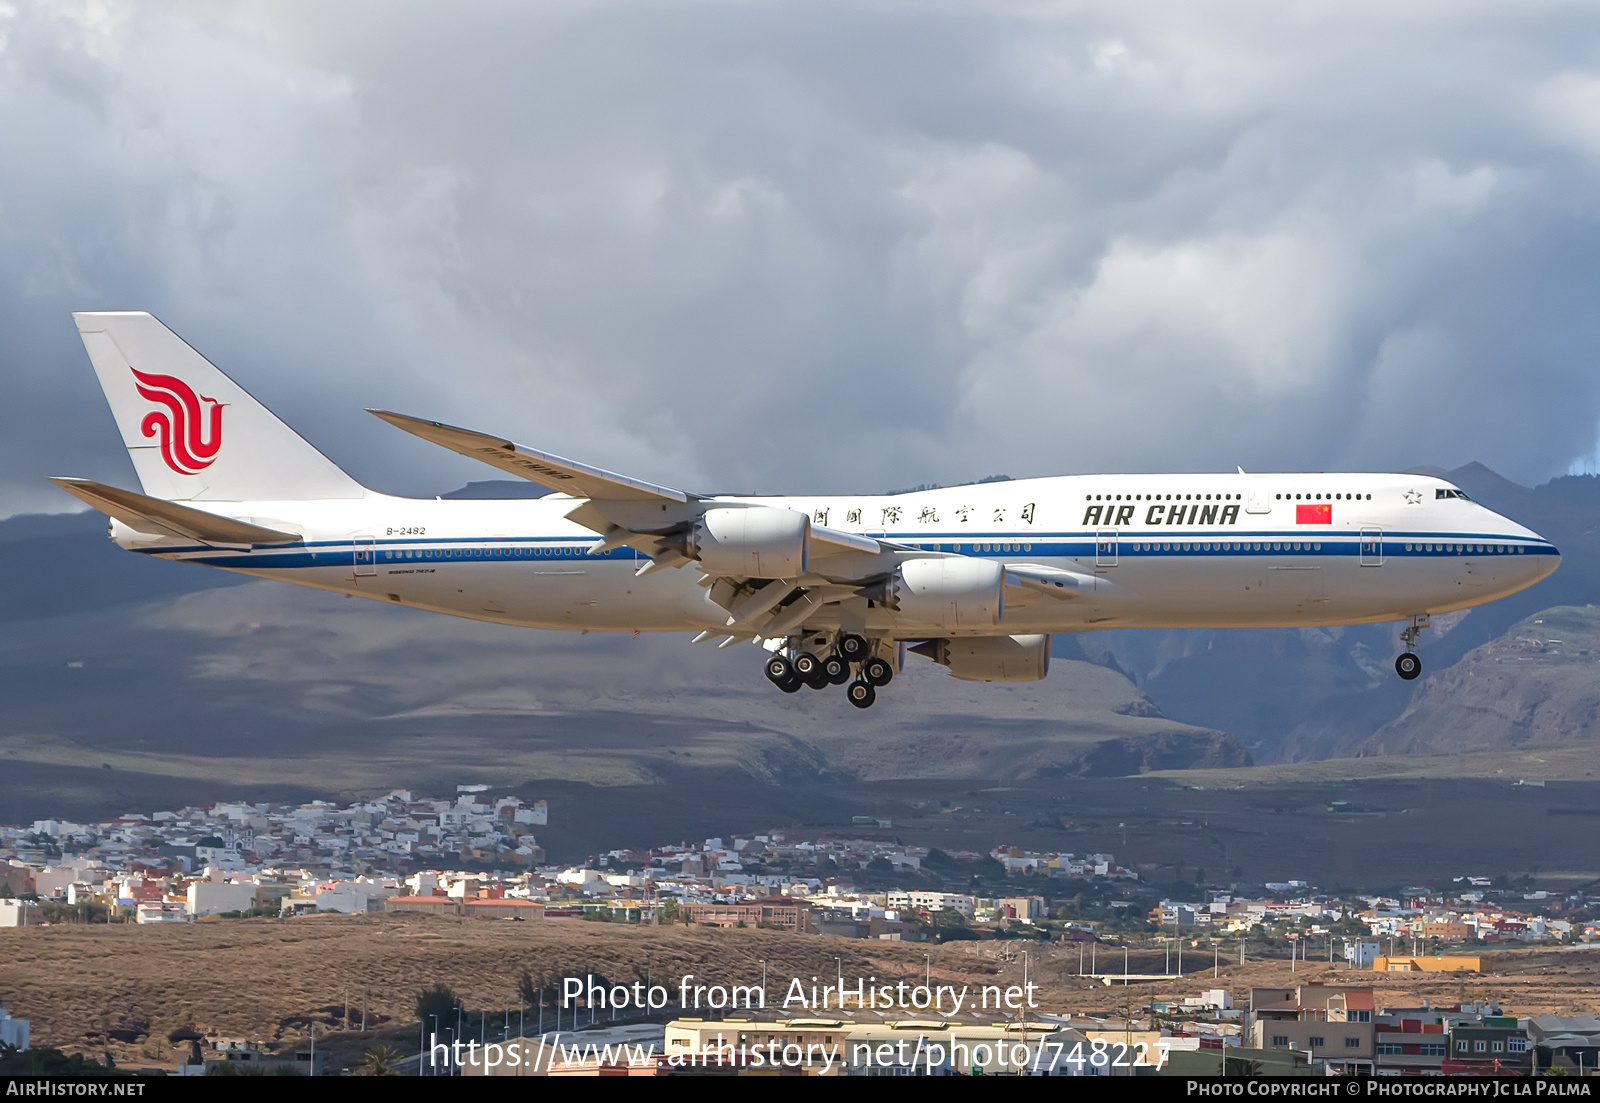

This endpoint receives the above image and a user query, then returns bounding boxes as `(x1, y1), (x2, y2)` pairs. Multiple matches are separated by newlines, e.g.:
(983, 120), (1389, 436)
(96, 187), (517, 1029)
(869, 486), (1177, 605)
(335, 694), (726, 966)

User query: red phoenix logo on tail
(132, 368), (225, 474)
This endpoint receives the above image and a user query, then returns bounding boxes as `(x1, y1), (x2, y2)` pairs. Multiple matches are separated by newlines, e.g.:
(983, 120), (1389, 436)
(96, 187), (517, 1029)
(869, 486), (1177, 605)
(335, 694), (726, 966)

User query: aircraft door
(1095, 529), (1118, 567)
(1246, 481), (1272, 514)
(354, 536), (377, 576)
(1360, 528), (1383, 567)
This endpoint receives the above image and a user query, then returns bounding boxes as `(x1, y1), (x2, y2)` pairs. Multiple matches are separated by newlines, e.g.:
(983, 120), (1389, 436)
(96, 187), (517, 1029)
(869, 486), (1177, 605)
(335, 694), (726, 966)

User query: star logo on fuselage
(1403, 489), (1423, 505)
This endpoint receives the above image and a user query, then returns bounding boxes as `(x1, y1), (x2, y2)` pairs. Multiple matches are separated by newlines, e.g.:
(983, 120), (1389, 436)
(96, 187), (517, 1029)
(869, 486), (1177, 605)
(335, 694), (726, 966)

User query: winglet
(368, 410), (691, 503)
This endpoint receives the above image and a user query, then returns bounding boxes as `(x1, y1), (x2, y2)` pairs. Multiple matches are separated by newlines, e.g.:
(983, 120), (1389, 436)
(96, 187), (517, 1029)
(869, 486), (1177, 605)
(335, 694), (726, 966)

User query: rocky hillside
(1361, 605), (1600, 754)
(0, 509), (1248, 822)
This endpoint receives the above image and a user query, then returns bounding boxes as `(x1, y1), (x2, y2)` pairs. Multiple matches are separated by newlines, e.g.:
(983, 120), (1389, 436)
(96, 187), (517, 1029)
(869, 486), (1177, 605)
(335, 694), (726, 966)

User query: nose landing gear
(1395, 615), (1429, 681)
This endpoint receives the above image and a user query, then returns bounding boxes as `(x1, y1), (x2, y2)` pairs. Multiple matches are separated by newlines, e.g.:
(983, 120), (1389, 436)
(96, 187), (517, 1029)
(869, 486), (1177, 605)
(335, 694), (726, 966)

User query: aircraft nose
(1517, 524), (1561, 583)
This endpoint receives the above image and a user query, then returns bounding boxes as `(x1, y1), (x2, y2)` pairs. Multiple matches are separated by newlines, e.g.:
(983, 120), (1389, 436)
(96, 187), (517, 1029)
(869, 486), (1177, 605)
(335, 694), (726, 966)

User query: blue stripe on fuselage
(137, 529), (1559, 569)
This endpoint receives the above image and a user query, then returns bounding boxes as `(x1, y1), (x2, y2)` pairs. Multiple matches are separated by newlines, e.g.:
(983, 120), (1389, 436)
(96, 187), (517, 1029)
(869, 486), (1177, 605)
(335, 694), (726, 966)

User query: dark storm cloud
(4, 0), (1600, 516)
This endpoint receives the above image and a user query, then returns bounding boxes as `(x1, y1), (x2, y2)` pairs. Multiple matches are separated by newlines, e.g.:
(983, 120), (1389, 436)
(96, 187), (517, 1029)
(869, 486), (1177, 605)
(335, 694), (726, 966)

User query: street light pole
(1021, 952), (1030, 1024)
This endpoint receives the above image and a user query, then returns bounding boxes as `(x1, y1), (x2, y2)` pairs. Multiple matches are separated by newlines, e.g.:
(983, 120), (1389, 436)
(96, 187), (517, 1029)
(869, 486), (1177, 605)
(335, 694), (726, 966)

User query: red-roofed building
(460, 899), (543, 920)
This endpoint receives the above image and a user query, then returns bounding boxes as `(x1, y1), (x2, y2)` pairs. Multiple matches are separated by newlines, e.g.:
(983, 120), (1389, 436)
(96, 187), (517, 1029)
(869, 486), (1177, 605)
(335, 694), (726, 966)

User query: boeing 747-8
(53, 312), (1560, 708)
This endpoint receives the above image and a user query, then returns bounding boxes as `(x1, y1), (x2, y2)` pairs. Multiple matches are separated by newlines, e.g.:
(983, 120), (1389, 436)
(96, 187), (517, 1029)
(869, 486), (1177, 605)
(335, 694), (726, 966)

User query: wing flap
(49, 478), (302, 546)
(369, 410), (690, 503)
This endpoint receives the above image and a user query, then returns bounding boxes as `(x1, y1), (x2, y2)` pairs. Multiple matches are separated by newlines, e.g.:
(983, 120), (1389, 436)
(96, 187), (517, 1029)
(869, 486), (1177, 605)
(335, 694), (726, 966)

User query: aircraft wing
(369, 410), (693, 503)
(49, 478), (302, 546)
(371, 411), (895, 637)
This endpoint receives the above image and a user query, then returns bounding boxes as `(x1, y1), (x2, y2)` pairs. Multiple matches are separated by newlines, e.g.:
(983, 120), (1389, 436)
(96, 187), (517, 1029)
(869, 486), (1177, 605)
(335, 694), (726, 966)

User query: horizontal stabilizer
(49, 478), (301, 546)
(369, 410), (691, 503)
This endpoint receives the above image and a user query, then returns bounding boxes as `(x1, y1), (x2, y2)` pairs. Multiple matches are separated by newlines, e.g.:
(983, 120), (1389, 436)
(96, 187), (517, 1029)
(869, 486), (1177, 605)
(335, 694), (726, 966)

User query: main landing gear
(1395, 615), (1429, 681)
(764, 633), (893, 707)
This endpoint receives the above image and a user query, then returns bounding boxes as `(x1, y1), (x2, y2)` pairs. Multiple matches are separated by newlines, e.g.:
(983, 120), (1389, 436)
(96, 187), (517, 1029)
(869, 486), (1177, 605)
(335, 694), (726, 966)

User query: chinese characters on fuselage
(813, 503), (1039, 528)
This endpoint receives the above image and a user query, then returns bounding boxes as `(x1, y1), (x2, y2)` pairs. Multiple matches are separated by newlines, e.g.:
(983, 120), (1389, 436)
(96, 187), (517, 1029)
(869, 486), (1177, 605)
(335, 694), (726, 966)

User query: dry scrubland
(2, 914), (1599, 1073)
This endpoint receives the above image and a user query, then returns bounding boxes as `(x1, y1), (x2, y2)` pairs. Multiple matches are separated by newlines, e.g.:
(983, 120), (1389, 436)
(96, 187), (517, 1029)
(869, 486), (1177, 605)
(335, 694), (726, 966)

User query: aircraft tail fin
(73, 311), (365, 502)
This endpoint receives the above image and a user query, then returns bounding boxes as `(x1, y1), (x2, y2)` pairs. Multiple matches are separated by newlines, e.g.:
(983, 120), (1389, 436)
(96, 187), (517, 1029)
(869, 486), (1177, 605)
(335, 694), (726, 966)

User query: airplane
(52, 312), (1560, 708)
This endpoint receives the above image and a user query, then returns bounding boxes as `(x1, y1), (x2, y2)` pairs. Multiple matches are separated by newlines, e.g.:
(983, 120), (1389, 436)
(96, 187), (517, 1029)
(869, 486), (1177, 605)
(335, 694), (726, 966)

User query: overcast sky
(4, 0), (1600, 516)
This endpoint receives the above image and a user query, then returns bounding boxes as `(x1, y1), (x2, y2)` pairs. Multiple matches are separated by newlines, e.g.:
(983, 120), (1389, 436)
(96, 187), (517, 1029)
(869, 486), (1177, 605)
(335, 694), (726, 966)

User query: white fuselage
(113, 471), (1558, 638)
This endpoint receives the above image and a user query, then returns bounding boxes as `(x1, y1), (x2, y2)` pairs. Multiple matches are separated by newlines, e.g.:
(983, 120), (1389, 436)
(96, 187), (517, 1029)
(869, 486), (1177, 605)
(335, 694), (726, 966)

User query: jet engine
(911, 634), (1051, 682)
(661, 506), (809, 577)
(865, 556), (1004, 629)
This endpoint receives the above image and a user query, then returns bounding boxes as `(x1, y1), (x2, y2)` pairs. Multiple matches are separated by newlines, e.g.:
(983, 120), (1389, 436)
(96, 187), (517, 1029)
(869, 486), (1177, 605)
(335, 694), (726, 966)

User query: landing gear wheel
(846, 679), (877, 709)
(1396, 615), (1429, 682)
(862, 656), (894, 687)
(764, 654), (800, 693)
(794, 652), (830, 690)
(837, 634), (869, 662)
(822, 654), (851, 685)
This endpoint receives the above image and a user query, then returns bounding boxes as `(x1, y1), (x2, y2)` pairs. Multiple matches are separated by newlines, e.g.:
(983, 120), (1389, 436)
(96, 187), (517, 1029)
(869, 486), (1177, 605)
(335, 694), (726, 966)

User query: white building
(186, 878), (257, 917)
(0, 900), (41, 928)
(314, 878), (397, 914)
(886, 891), (977, 917)
(0, 1007), (29, 1051)
(33, 866), (76, 899)
(137, 902), (189, 924)
(1345, 940), (1381, 968)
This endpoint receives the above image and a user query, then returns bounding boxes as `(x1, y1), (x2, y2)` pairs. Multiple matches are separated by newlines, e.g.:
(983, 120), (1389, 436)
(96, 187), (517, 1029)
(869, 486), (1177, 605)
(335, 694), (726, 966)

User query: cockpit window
(1436, 488), (1470, 501)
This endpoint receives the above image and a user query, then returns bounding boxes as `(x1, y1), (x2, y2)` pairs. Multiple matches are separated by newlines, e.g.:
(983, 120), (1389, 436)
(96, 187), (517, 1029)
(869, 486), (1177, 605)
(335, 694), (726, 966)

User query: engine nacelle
(878, 556), (1003, 630)
(913, 634), (1051, 682)
(678, 506), (809, 577)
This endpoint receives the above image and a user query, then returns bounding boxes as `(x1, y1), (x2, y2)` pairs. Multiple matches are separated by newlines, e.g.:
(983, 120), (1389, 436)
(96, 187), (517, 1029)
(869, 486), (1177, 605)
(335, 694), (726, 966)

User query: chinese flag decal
(1296, 503), (1332, 524)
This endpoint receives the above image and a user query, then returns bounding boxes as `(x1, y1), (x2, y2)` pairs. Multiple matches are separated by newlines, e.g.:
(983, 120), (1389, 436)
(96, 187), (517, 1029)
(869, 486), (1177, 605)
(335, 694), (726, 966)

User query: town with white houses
(2, 790), (1595, 954)
(3, 790), (1599, 1076)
